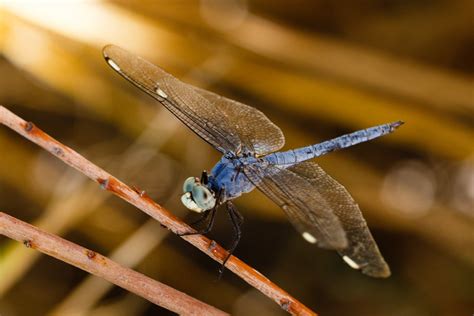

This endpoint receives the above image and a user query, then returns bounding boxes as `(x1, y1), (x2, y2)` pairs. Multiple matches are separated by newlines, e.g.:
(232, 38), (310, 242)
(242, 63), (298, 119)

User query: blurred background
(0, 1), (473, 315)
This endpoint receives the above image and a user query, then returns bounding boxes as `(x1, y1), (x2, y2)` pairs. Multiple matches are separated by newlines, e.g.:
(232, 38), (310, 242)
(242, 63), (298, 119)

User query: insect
(103, 44), (402, 278)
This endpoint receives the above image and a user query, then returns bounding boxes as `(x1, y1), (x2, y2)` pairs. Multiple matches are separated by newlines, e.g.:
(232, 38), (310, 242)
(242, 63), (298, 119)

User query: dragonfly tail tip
(389, 120), (404, 131)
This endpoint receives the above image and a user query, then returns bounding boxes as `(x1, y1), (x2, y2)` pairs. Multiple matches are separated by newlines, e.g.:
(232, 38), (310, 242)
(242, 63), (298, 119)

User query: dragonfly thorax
(181, 176), (216, 213)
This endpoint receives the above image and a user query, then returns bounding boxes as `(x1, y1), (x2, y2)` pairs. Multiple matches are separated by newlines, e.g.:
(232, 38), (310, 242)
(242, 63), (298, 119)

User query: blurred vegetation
(0, 1), (473, 315)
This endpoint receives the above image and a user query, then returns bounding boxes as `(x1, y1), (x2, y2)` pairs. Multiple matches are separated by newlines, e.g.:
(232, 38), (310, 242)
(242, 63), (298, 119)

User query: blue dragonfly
(103, 45), (402, 278)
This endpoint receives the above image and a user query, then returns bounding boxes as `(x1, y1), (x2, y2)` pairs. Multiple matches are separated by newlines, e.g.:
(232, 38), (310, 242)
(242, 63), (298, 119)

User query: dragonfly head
(181, 177), (216, 213)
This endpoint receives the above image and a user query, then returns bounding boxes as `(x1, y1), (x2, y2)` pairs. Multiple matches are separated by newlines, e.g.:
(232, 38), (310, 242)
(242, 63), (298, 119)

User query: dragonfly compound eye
(192, 185), (216, 210)
(183, 177), (199, 193)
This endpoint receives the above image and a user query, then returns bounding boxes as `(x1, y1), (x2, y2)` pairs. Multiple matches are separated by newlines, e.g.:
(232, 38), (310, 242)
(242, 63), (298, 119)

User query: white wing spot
(106, 58), (121, 71)
(302, 232), (317, 244)
(342, 256), (360, 269)
(156, 87), (168, 99)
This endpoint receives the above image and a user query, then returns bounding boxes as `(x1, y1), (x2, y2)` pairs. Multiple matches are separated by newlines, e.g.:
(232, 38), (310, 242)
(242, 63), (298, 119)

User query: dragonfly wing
(244, 162), (348, 249)
(192, 87), (285, 155)
(288, 161), (391, 277)
(103, 45), (240, 154)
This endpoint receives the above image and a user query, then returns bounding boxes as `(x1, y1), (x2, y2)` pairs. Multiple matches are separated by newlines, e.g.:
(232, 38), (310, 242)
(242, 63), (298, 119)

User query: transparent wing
(192, 87), (284, 155)
(288, 161), (391, 277)
(243, 162), (348, 249)
(103, 45), (284, 155)
(103, 45), (239, 153)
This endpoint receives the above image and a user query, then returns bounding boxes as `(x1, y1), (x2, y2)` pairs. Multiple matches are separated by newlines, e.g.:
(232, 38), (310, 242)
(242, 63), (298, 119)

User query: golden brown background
(0, 1), (473, 315)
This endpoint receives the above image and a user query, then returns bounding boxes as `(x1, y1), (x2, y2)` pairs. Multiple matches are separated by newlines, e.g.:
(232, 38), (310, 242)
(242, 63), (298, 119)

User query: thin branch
(0, 212), (228, 316)
(50, 220), (172, 315)
(0, 105), (317, 316)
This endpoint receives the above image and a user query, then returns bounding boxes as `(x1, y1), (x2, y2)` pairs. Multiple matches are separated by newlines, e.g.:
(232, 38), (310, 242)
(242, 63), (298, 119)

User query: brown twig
(0, 105), (317, 316)
(0, 212), (228, 316)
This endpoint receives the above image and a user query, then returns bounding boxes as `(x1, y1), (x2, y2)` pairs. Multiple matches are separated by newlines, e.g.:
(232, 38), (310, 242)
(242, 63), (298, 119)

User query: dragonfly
(103, 44), (402, 278)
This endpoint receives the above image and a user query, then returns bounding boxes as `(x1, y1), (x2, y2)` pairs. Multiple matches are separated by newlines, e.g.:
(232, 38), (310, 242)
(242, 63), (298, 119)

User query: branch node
(208, 240), (223, 258)
(52, 146), (64, 157)
(86, 250), (97, 259)
(209, 240), (217, 251)
(159, 223), (167, 229)
(24, 121), (35, 132)
(280, 299), (291, 312)
(98, 177), (110, 190)
(132, 185), (146, 197)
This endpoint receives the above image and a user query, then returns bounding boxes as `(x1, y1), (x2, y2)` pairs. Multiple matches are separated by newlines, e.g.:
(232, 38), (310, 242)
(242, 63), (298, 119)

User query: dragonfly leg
(219, 201), (244, 277)
(178, 207), (217, 236)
